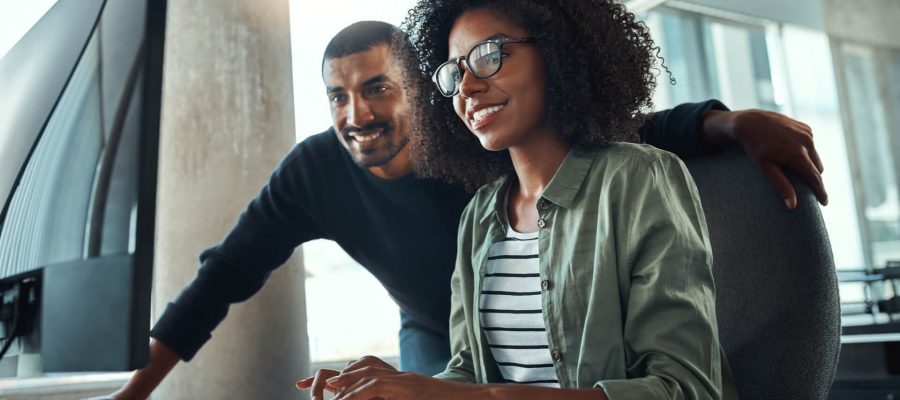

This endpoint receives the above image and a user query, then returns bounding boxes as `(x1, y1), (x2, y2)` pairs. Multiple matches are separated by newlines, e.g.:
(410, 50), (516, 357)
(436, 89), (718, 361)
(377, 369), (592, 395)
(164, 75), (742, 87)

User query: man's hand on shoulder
(703, 108), (828, 209)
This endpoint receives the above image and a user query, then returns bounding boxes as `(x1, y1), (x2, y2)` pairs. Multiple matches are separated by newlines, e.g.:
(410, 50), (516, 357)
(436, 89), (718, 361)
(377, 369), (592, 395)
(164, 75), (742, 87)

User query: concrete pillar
(822, 0), (900, 49)
(153, 0), (308, 399)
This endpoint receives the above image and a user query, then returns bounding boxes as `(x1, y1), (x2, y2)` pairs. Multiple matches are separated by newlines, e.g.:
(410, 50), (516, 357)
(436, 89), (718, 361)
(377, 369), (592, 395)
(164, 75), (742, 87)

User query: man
(107, 21), (827, 399)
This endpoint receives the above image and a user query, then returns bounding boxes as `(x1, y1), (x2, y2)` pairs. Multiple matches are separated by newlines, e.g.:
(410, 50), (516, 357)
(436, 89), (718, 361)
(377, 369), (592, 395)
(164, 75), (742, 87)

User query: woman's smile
(467, 102), (507, 129)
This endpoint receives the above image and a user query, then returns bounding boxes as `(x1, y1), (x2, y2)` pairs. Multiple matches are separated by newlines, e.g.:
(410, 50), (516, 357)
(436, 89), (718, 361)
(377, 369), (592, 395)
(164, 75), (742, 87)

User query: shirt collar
(542, 147), (597, 209)
(478, 176), (512, 225)
(478, 147), (597, 224)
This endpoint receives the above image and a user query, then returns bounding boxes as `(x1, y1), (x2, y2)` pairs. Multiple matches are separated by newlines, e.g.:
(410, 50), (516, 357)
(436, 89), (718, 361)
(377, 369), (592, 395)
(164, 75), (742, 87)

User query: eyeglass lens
(435, 41), (502, 96)
(468, 42), (501, 78)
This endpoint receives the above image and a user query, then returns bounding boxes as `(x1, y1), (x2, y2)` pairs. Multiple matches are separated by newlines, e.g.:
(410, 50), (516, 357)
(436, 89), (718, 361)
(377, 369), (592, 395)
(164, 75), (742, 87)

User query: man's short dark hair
(322, 21), (403, 74)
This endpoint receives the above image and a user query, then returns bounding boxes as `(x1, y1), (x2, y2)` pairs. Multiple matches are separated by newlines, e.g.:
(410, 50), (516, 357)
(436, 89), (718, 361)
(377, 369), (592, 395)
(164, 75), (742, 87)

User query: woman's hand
(327, 369), (608, 400)
(296, 355), (607, 400)
(297, 354), (488, 400)
(295, 356), (400, 400)
(326, 367), (486, 400)
(295, 368), (340, 400)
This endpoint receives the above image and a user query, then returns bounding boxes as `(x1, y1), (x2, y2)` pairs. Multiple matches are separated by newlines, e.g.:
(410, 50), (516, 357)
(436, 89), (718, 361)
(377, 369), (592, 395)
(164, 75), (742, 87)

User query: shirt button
(551, 351), (563, 362)
(540, 279), (552, 290)
(537, 218), (546, 229)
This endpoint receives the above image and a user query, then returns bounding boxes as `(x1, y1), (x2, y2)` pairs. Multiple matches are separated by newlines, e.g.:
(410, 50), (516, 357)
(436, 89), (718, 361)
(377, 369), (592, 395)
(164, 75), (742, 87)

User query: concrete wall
(628, 0), (825, 29)
(153, 0), (309, 398)
(822, 0), (900, 49)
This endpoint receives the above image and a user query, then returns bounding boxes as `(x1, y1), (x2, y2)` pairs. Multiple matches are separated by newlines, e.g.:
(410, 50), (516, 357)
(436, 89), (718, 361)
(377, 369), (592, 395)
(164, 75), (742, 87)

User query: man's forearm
(113, 339), (180, 399)
(641, 100), (731, 158)
(701, 109), (739, 147)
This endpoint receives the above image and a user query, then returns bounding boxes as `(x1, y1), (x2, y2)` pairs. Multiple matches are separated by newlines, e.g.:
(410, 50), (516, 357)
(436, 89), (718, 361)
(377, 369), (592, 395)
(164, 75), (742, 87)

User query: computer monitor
(0, 0), (166, 377)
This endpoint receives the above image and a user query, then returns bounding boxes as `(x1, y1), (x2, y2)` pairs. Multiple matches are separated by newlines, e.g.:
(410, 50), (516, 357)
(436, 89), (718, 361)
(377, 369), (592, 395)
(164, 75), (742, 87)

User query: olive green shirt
(435, 143), (737, 400)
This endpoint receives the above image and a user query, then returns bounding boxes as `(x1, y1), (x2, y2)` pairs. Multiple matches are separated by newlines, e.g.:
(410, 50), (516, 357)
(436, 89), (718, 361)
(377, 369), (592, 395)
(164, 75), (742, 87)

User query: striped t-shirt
(478, 226), (560, 387)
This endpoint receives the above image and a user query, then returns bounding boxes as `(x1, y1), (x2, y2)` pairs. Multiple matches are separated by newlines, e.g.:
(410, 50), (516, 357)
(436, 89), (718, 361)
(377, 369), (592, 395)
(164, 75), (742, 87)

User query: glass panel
(303, 239), (400, 362)
(842, 44), (900, 268)
(646, 9), (777, 113)
(882, 50), (900, 265)
(780, 26), (864, 270)
(645, 10), (718, 109)
(707, 21), (777, 111)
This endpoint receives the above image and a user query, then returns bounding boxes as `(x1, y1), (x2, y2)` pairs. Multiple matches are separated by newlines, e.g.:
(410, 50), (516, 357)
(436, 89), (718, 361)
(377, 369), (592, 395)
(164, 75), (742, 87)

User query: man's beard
(342, 122), (409, 168)
(353, 134), (409, 168)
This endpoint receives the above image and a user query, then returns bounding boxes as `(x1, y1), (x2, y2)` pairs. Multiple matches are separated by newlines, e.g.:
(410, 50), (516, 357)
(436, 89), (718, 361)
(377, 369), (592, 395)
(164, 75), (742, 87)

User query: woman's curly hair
(398, 0), (664, 190)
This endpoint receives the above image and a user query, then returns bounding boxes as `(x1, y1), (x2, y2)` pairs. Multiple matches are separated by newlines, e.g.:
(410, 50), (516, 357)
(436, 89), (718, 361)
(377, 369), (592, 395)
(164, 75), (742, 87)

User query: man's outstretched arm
(642, 100), (828, 209)
(98, 340), (180, 400)
(88, 139), (329, 400)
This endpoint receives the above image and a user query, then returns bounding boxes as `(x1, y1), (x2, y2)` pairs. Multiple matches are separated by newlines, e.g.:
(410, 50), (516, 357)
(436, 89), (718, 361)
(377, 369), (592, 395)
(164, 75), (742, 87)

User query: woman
(298, 0), (736, 398)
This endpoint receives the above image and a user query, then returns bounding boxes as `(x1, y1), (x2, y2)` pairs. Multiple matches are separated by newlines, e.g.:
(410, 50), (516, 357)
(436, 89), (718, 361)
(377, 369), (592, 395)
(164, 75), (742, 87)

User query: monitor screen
(0, 0), (166, 376)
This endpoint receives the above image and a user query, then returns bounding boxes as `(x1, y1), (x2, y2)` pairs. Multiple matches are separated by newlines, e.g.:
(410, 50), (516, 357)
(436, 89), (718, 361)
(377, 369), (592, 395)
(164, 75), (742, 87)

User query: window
(643, 8), (778, 112)
(837, 44), (900, 268)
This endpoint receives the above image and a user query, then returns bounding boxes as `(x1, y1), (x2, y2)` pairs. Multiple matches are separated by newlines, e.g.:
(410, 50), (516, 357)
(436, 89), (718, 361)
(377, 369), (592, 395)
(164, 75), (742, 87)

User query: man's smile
(349, 128), (385, 143)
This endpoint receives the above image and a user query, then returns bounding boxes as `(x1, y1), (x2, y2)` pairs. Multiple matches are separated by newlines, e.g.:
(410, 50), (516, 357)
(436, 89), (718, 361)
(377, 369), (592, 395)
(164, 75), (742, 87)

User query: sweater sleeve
(639, 100), (730, 158)
(150, 142), (325, 361)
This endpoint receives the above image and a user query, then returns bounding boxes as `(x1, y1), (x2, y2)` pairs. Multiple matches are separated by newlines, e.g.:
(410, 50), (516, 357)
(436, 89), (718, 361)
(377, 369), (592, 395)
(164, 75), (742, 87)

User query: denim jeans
(398, 311), (451, 376)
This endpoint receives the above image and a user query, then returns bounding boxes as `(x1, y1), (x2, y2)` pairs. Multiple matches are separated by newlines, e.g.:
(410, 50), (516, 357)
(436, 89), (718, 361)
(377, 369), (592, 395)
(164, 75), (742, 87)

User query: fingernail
(784, 198), (794, 210)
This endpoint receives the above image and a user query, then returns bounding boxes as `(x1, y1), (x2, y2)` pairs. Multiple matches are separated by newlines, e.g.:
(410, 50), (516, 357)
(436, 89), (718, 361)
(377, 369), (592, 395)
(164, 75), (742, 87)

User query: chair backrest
(684, 147), (841, 400)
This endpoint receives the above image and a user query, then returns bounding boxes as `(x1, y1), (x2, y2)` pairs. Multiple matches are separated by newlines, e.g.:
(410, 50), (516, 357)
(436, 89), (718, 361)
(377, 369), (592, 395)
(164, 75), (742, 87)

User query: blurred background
(0, 0), (897, 398)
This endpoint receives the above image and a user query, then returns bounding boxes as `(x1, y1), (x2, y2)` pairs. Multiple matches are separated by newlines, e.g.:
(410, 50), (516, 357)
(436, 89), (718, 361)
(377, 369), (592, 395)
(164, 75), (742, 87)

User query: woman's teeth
(472, 105), (505, 122)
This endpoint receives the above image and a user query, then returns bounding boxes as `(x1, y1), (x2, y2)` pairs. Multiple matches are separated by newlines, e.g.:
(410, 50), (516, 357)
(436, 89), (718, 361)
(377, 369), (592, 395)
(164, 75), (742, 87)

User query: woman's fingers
(343, 355), (395, 373)
(294, 368), (340, 400)
(294, 377), (313, 390)
(334, 373), (416, 400)
(326, 365), (400, 389)
(297, 355), (396, 395)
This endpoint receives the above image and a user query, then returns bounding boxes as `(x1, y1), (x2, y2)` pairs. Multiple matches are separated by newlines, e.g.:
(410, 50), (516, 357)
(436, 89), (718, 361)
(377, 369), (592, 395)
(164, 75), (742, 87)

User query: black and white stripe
(479, 227), (559, 388)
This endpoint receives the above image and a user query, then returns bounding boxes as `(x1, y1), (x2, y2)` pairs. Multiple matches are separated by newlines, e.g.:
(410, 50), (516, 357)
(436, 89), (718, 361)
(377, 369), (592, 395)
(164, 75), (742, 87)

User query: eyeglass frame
(431, 36), (538, 97)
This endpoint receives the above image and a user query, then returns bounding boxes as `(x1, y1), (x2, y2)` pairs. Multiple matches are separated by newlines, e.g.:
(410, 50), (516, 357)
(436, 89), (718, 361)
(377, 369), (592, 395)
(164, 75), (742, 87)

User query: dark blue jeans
(398, 311), (451, 376)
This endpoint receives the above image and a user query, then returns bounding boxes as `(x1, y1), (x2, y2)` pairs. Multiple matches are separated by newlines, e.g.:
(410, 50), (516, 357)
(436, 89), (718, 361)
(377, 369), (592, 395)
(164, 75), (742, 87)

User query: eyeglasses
(431, 37), (537, 97)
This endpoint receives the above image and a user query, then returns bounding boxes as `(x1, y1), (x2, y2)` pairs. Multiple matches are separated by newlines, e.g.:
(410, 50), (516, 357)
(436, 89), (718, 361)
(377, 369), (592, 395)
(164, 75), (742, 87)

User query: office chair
(685, 146), (842, 400)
